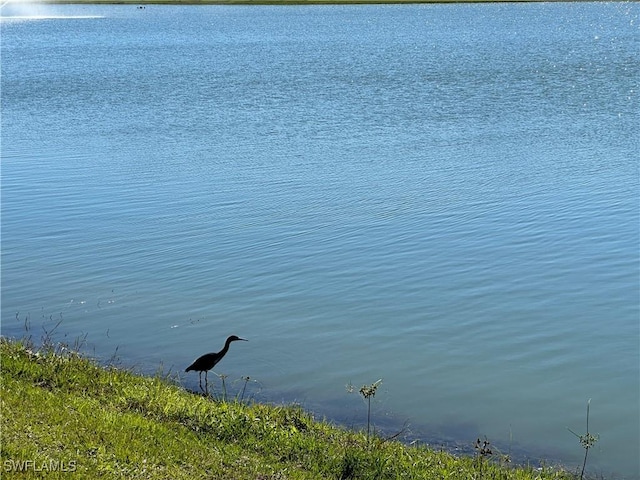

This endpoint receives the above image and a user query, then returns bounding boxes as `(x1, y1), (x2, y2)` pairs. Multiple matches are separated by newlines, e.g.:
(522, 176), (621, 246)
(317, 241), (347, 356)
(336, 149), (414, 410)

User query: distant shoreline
(28, 0), (610, 5)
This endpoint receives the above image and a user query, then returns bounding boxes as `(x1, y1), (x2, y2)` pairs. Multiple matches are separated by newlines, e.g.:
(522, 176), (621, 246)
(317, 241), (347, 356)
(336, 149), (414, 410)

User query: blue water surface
(2, 3), (638, 477)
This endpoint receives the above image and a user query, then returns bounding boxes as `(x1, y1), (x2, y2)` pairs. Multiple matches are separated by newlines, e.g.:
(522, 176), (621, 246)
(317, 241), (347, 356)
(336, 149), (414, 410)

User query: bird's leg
(198, 372), (204, 393)
(205, 371), (209, 397)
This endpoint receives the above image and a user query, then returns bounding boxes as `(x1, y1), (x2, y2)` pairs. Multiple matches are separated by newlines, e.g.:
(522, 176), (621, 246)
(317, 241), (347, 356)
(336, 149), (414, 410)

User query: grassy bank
(1, 338), (574, 479)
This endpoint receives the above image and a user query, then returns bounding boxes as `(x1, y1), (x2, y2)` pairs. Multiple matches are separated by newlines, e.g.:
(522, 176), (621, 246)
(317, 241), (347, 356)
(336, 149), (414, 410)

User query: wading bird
(185, 335), (247, 395)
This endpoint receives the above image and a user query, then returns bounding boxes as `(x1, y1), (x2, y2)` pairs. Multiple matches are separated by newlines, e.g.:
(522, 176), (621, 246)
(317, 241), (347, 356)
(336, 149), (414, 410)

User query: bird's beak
(240, 338), (248, 341)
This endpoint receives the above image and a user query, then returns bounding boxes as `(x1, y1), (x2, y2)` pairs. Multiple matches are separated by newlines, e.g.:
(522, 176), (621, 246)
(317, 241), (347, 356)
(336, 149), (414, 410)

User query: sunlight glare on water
(0, 0), (104, 19)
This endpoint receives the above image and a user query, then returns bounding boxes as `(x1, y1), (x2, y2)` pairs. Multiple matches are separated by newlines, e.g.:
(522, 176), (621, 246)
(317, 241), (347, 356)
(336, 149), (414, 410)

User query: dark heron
(185, 335), (247, 394)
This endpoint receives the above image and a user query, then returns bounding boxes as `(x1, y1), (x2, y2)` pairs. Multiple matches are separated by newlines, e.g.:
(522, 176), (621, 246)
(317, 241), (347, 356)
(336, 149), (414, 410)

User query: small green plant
(347, 379), (382, 443)
(217, 373), (229, 401)
(238, 376), (251, 403)
(568, 398), (599, 480)
(41, 314), (64, 351)
(474, 437), (493, 478)
(15, 311), (32, 336)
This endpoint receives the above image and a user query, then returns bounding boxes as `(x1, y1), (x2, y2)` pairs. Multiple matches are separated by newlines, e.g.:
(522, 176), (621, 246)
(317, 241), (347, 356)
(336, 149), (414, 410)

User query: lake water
(1, 2), (638, 478)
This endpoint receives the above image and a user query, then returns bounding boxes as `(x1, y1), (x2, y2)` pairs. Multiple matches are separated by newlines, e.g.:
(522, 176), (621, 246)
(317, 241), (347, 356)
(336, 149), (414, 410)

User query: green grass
(1, 338), (574, 479)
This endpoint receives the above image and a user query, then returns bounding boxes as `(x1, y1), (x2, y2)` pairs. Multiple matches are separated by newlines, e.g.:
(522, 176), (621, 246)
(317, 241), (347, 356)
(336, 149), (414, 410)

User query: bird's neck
(221, 339), (233, 355)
